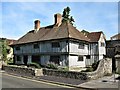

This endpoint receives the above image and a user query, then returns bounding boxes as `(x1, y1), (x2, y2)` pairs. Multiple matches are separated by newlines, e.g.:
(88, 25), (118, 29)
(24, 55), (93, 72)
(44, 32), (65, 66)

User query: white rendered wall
(69, 55), (86, 68)
(98, 34), (106, 60)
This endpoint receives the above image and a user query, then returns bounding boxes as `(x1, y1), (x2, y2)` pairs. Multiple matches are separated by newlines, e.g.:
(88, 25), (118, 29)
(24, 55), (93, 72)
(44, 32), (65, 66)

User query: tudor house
(12, 13), (106, 69)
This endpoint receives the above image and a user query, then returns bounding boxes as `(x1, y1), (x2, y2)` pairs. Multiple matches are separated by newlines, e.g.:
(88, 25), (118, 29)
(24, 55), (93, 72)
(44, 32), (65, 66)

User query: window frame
(15, 46), (20, 50)
(17, 56), (21, 61)
(101, 42), (105, 47)
(78, 56), (84, 61)
(78, 43), (84, 49)
(86, 55), (90, 59)
(33, 43), (39, 49)
(52, 42), (60, 48)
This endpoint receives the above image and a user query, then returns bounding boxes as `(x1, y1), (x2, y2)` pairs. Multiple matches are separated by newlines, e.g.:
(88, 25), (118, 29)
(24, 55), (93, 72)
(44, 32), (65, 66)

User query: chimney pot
(54, 13), (62, 26)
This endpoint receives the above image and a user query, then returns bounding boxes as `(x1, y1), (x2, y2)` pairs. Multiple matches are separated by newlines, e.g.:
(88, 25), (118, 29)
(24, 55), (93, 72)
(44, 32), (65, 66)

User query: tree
(81, 30), (89, 35)
(62, 7), (75, 25)
(1, 39), (7, 63)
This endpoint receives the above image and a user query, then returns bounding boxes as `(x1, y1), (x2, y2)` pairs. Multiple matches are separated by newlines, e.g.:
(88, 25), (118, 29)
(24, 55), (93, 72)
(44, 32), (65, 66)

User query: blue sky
(1, 2), (118, 40)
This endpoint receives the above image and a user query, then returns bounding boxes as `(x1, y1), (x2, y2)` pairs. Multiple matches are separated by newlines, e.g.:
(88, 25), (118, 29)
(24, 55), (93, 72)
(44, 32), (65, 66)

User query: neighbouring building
(111, 33), (120, 40)
(106, 33), (120, 72)
(11, 13), (106, 70)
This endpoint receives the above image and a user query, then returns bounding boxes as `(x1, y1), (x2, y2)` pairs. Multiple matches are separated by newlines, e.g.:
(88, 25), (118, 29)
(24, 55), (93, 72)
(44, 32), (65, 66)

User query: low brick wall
(2, 65), (43, 77)
(43, 69), (88, 80)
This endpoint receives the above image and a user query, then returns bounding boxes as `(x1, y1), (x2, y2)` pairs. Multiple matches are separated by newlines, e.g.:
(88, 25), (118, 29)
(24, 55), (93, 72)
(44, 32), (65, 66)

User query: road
(1, 72), (84, 90)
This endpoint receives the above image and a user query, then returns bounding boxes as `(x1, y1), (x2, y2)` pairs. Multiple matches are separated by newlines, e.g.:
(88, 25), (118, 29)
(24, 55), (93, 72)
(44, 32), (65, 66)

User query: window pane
(17, 56), (21, 61)
(34, 44), (39, 49)
(78, 43), (84, 49)
(52, 42), (60, 48)
(101, 42), (105, 47)
(78, 56), (83, 61)
(86, 55), (90, 59)
(16, 47), (20, 50)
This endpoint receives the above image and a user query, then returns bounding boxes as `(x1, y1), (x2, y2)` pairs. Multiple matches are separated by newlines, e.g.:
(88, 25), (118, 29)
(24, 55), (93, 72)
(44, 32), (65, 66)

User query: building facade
(12, 13), (106, 69)
(111, 33), (120, 40)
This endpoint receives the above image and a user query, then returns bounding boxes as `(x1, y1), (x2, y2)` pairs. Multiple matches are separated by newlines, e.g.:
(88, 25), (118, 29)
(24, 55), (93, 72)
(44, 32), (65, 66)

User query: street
(1, 72), (85, 90)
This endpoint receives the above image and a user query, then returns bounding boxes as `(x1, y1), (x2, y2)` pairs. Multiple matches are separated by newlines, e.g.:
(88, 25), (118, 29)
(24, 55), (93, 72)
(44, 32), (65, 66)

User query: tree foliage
(62, 7), (75, 25)
(1, 39), (8, 62)
(81, 30), (89, 36)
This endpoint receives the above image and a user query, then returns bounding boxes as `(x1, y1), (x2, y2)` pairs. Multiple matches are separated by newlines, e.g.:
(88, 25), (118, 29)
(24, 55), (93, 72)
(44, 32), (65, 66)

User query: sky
(0, 2), (118, 40)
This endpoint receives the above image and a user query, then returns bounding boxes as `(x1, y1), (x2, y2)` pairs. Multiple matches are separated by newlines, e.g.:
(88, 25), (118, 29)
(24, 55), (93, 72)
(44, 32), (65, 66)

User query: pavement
(78, 74), (120, 90)
(1, 70), (120, 90)
(36, 74), (120, 90)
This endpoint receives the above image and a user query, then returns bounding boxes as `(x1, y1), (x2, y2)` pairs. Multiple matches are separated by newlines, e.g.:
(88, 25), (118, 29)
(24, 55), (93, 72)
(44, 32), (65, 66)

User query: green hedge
(27, 62), (41, 69)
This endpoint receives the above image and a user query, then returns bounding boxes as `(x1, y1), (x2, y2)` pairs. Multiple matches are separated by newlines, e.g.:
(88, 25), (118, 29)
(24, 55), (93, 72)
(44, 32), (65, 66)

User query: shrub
(58, 66), (69, 71)
(46, 63), (58, 69)
(27, 62), (41, 69)
(92, 61), (100, 71)
(81, 67), (93, 72)
(7, 58), (14, 65)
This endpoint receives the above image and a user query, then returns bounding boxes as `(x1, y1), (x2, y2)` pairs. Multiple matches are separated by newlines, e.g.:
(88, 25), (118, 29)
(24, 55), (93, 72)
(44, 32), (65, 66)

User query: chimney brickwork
(54, 13), (62, 26)
(34, 20), (40, 32)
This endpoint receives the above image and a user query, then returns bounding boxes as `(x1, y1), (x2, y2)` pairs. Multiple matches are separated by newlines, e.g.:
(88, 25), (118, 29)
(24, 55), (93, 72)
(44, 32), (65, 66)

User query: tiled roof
(13, 22), (90, 45)
(86, 32), (103, 42)
(0, 38), (16, 45)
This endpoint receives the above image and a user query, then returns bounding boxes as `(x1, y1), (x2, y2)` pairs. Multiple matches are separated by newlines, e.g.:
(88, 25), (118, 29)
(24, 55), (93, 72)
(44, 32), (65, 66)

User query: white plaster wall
(98, 33), (106, 60)
(69, 55), (85, 67)
(69, 41), (88, 55)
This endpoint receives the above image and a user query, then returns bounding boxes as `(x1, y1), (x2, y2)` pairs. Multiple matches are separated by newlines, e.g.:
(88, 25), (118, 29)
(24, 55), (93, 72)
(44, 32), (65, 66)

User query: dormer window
(34, 43), (39, 49)
(52, 42), (60, 48)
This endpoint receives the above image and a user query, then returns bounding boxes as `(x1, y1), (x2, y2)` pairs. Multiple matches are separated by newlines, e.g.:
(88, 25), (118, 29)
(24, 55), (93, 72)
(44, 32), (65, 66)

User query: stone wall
(2, 58), (112, 80)
(43, 69), (88, 80)
(86, 58), (112, 80)
(43, 58), (112, 80)
(2, 65), (43, 77)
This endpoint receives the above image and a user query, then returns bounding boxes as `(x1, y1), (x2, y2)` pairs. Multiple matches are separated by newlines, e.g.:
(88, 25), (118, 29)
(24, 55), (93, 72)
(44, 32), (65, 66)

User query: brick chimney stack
(54, 13), (62, 26)
(34, 20), (40, 32)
